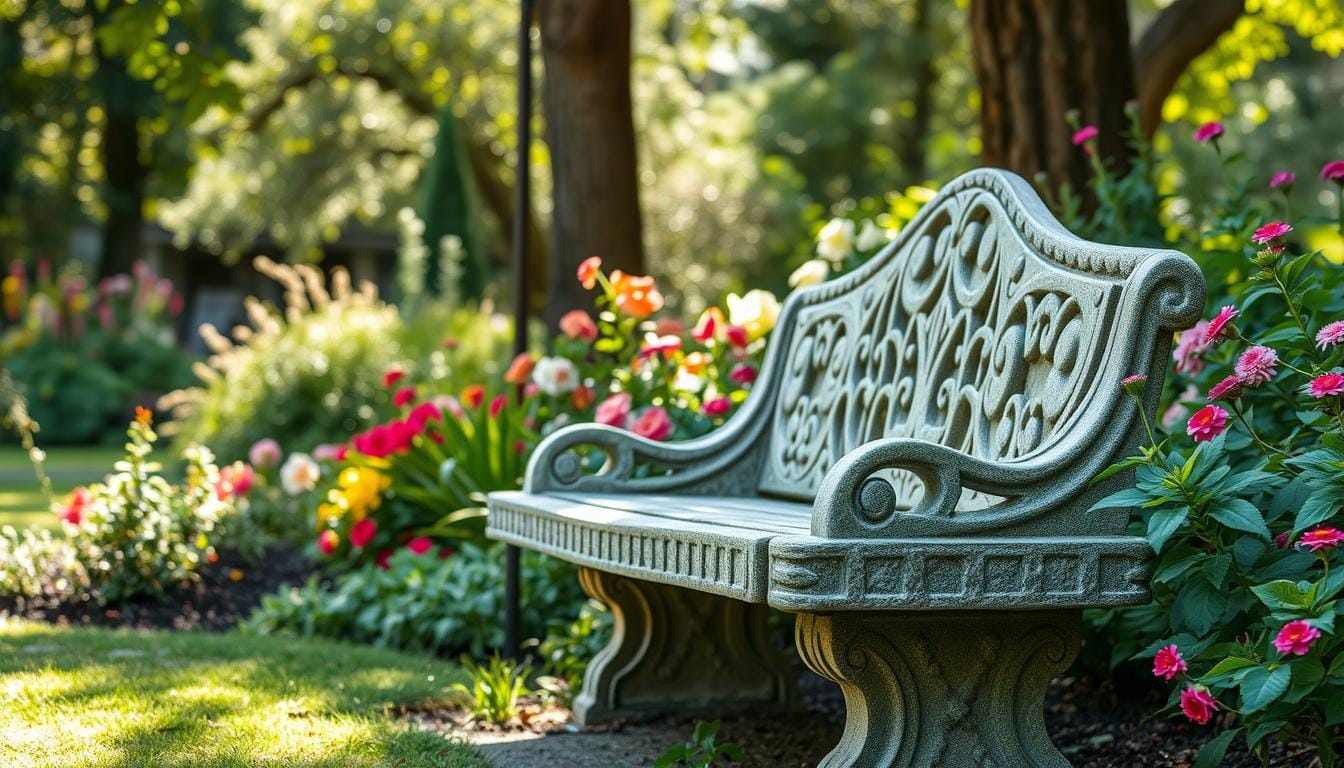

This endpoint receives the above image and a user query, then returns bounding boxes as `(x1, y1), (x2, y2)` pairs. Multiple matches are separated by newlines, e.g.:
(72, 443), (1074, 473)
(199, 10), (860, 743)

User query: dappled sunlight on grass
(0, 620), (485, 768)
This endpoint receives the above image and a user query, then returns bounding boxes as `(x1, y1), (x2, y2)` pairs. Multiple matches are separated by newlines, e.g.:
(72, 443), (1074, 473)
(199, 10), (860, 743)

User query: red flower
(1251, 221), (1293, 245)
(702, 396), (732, 417)
(558, 310), (598, 341)
(1273, 620), (1321, 656)
(392, 386), (417, 409)
(489, 394), (508, 418)
(1269, 171), (1296, 189)
(1206, 375), (1244, 403)
(572, 384), (596, 410)
(1310, 373), (1344, 398)
(406, 537), (433, 555)
(1152, 645), (1187, 681)
(383, 368), (406, 389)
(318, 530), (339, 556)
(1179, 686), (1217, 725)
(631, 407), (673, 441)
(577, 256), (602, 289)
(408, 402), (442, 432)
(693, 308), (724, 343)
(1204, 306), (1239, 343)
(595, 392), (632, 428)
(1234, 346), (1278, 386)
(1299, 527), (1344, 552)
(461, 385), (485, 409)
(216, 462), (256, 500)
(725, 325), (750, 349)
(59, 487), (92, 526)
(350, 519), (377, 549)
(1071, 125), (1099, 147)
(376, 549), (393, 570)
(1186, 405), (1228, 443)
(730, 364), (758, 385)
(503, 353), (536, 384)
(1193, 121), (1224, 143)
(1321, 160), (1344, 182)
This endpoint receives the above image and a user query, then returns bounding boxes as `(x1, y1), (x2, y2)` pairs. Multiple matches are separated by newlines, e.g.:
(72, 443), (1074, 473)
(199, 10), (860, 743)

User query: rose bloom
(1152, 645), (1187, 681)
(1206, 375), (1244, 403)
(392, 386), (417, 408)
(1309, 372), (1344, 398)
(1321, 160), (1344, 182)
(249, 438), (282, 469)
(1204, 306), (1239, 343)
(1274, 620), (1322, 656)
(532, 356), (580, 396)
(1071, 125), (1099, 146)
(702, 396), (733, 417)
(1317, 321), (1344, 350)
(559, 310), (599, 341)
(280, 453), (321, 495)
(350, 518), (377, 549)
(609, 270), (664, 318)
(577, 256), (602, 289)
(1251, 221), (1293, 245)
(1173, 321), (1211, 375)
(1186, 404), (1228, 443)
(318, 529), (339, 556)
(1235, 345), (1278, 386)
(1299, 526), (1344, 552)
(595, 392), (633, 428)
(1193, 121), (1224, 143)
(1269, 171), (1296, 189)
(383, 368), (406, 389)
(631, 407), (673, 441)
(1179, 686), (1218, 725)
(216, 462), (256, 500)
(503, 353), (536, 384)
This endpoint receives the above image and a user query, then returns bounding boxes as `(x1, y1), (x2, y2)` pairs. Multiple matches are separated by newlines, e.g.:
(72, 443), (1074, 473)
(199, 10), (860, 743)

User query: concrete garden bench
(487, 168), (1205, 767)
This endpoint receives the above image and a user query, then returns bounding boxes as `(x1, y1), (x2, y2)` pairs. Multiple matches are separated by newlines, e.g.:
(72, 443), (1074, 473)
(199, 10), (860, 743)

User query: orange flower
(609, 270), (664, 319)
(503, 353), (536, 384)
(577, 256), (602, 289)
(559, 310), (599, 341)
(461, 384), (485, 409)
(572, 384), (596, 410)
(134, 406), (153, 425)
(681, 351), (711, 375)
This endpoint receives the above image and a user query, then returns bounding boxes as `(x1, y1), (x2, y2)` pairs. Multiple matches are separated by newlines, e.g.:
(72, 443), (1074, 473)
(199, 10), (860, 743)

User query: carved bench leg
(796, 609), (1080, 768)
(572, 566), (797, 726)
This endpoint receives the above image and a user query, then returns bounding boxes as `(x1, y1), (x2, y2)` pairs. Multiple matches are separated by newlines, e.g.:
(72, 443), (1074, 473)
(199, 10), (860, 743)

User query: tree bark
(898, 0), (936, 184)
(969, 0), (1136, 197)
(1133, 0), (1245, 137)
(539, 0), (645, 327)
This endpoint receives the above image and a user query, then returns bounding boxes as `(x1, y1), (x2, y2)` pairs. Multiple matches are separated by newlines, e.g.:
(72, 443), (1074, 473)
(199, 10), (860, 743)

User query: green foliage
(0, 524), (74, 597)
(535, 599), (612, 706)
(244, 543), (586, 656)
(654, 721), (747, 768)
(452, 654), (532, 725)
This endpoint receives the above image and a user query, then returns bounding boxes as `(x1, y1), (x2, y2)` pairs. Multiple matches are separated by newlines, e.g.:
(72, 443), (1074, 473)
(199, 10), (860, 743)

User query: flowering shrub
(1078, 118), (1344, 763)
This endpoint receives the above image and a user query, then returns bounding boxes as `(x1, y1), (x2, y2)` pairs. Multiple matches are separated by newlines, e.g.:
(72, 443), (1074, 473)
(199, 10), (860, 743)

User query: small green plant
(654, 721), (746, 768)
(534, 599), (611, 707)
(451, 654), (531, 725)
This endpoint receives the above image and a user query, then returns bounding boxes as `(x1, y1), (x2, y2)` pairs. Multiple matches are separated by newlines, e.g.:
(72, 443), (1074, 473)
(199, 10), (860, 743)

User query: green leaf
(1089, 487), (1159, 512)
(1192, 729), (1238, 768)
(1201, 656), (1258, 684)
(1251, 581), (1310, 611)
(1208, 498), (1270, 539)
(1147, 507), (1190, 553)
(1327, 691), (1344, 726)
(1239, 665), (1291, 714)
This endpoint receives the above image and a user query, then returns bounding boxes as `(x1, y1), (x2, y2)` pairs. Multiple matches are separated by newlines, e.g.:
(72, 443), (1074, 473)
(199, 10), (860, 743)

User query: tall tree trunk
(898, 0), (936, 184)
(94, 19), (150, 278)
(969, 0), (1136, 197)
(539, 0), (645, 327)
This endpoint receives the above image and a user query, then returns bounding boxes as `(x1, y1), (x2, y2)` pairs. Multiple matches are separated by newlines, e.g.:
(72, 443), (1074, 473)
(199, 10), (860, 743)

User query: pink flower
(408, 402), (442, 432)
(1174, 322), (1212, 375)
(1194, 121), (1224, 144)
(407, 537), (433, 556)
(577, 256), (602, 289)
(595, 392), (632, 428)
(559, 310), (599, 341)
(630, 407), (673, 441)
(1179, 686), (1218, 725)
(1205, 306), (1239, 343)
(1299, 526), (1344, 552)
(318, 530), (339, 556)
(1322, 160), (1344, 182)
(1273, 620), (1322, 656)
(393, 386), (417, 409)
(249, 438), (282, 469)
(725, 325), (750, 349)
(216, 462), (255, 500)
(383, 368), (406, 389)
(702, 396), (733, 417)
(1251, 221), (1293, 245)
(58, 487), (91, 526)
(1120, 374), (1147, 396)
(1269, 171), (1296, 189)
(730, 364), (758, 385)
(489, 394), (508, 418)
(1316, 321), (1344, 350)
(312, 443), (347, 462)
(350, 519), (377, 549)
(1235, 346), (1278, 386)
(1072, 125), (1099, 148)
(1207, 375), (1244, 402)
(1152, 645), (1187, 681)
(1186, 405), (1228, 443)
(1309, 373), (1344, 398)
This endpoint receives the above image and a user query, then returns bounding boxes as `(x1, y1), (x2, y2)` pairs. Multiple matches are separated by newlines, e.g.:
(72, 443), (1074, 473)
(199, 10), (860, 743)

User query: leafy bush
(452, 654), (532, 725)
(655, 721), (747, 768)
(244, 543), (585, 656)
(535, 599), (612, 706)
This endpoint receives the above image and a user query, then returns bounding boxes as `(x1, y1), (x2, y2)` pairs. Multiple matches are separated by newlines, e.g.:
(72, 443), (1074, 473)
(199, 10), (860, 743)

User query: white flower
(816, 218), (855, 264)
(727, 289), (781, 341)
(856, 220), (894, 252)
(280, 453), (320, 496)
(673, 367), (705, 393)
(788, 259), (831, 289)
(532, 356), (580, 396)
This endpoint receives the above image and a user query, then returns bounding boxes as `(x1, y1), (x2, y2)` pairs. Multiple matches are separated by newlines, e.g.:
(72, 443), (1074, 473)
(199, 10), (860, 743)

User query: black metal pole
(505, 0), (534, 659)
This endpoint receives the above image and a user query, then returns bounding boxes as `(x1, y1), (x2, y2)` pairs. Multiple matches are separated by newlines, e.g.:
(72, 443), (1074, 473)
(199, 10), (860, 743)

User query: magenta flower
(1179, 686), (1218, 725)
(1205, 306), (1239, 343)
(1316, 321), (1344, 350)
(1194, 122), (1225, 144)
(1299, 526), (1344, 552)
(730, 364), (758, 385)
(1187, 405), (1229, 443)
(1251, 221), (1293, 245)
(1072, 125), (1099, 146)
(1309, 373), (1344, 398)
(1207, 375), (1244, 402)
(1235, 346), (1278, 386)
(702, 396), (733, 417)
(1152, 645), (1187, 681)
(1174, 321), (1211, 374)
(1269, 171), (1296, 189)
(1273, 620), (1321, 656)
(630, 406), (673, 441)
(595, 392), (633, 428)
(1322, 160), (1344, 182)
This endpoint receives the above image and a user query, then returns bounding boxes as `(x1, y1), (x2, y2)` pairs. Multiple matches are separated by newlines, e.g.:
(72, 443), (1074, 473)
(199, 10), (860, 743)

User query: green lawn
(0, 446), (121, 531)
(0, 620), (487, 768)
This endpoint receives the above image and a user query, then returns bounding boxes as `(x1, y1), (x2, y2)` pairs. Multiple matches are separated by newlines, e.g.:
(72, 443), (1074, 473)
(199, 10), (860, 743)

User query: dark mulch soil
(0, 543), (314, 631)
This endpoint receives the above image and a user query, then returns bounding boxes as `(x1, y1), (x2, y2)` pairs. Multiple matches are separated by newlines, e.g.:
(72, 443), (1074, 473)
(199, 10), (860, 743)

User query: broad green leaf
(1239, 665), (1291, 714)
(1201, 656), (1257, 684)
(1192, 729), (1238, 768)
(1251, 580), (1310, 611)
(1209, 498), (1270, 539)
(1327, 691), (1344, 726)
(1147, 507), (1190, 553)
(1089, 487), (1160, 512)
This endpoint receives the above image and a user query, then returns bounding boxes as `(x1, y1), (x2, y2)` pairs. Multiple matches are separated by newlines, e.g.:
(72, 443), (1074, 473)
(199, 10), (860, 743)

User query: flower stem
(1230, 402), (1290, 464)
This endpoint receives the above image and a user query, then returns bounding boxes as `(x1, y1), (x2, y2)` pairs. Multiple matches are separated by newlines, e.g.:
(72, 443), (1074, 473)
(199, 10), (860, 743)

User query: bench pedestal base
(796, 609), (1080, 768)
(573, 567), (797, 726)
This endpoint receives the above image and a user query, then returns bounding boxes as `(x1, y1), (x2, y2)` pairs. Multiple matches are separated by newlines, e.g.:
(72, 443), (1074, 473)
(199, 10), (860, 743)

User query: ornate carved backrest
(756, 170), (1185, 510)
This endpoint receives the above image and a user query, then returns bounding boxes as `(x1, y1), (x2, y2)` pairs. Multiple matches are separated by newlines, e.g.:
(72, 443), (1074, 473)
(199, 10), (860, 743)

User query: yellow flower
(337, 467), (390, 518)
(316, 502), (340, 528)
(726, 290), (781, 341)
